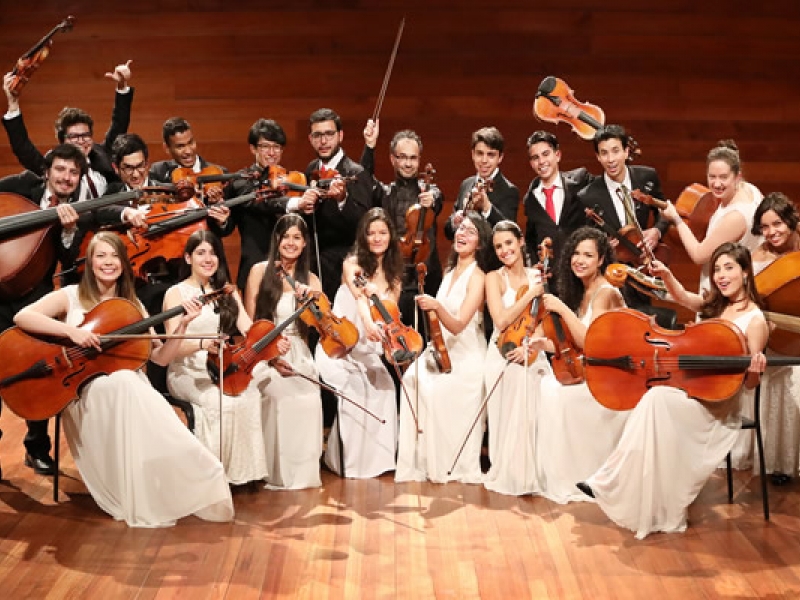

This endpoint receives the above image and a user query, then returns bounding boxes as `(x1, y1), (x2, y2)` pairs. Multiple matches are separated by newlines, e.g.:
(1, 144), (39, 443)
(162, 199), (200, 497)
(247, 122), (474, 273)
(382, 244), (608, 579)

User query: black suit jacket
(444, 170), (519, 239)
(577, 165), (670, 238)
(2, 89), (134, 184)
(524, 167), (594, 260)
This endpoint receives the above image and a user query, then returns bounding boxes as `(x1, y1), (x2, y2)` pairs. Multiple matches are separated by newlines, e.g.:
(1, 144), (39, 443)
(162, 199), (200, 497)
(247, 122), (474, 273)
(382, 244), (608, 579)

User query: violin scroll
(8, 16), (76, 97)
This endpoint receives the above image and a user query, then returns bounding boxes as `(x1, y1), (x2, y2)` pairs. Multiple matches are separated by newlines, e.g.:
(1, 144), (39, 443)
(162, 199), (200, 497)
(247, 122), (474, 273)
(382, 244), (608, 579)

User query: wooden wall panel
(1, 1), (799, 316)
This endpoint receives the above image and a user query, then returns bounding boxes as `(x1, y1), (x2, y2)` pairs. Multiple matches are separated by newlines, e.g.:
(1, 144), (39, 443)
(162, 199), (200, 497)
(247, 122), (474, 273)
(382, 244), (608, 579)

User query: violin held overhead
(8, 15), (75, 96)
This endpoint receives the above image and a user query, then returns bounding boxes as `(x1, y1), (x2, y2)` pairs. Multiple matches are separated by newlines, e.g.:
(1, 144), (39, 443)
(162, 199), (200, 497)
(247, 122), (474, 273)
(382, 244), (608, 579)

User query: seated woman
(14, 232), (234, 527)
(750, 193), (800, 482)
(535, 227), (630, 504)
(581, 242), (768, 539)
(244, 214), (323, 490)
(396, 212), (493, 484)
(165, 230), (282, 485)
(482, 220), (552, 496)
(316, 208), (401, 478)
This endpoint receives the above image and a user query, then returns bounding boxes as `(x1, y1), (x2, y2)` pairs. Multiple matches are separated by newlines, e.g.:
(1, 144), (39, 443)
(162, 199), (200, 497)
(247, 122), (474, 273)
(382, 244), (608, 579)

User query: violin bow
(381, 328), (423, 434)
(372, 17), (405, 122)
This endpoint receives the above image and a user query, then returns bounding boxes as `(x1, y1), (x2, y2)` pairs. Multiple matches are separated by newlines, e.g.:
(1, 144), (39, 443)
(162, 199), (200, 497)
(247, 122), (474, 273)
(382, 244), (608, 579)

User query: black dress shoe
(25, 453), (56, 476)
(576, 482), (595, 498)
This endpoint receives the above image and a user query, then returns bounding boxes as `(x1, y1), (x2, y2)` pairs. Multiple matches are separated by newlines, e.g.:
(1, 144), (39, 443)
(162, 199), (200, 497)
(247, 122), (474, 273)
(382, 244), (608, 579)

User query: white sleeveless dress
(586, 307), (763, 539)
(249, 290), (323, 489)
(316, 283), (398, 478)
(166, 281), (269, 485)
(396, 261), (487, 484)
(483, 267), (552, 496)
(60, 286), (233, 527)
(536, 284), (630, 504)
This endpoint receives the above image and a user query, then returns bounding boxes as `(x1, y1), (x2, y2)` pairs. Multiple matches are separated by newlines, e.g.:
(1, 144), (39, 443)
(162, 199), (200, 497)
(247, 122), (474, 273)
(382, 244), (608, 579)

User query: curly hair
(555, 226), (616, 312)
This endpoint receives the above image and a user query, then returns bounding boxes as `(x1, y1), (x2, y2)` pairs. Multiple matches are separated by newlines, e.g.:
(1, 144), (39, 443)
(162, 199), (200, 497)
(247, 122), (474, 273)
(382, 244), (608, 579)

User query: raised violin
(276, 263), (358, 359)
(0, 286), (232, 420)
(416, 263), (451, 373)
(207, 298), (311, 396)
(398, 163), (437, 264)
(353, 272), (423, 366)
(8, 16), (75, 96)
(582, 308), (800, 411)
(533, 76), (640, 160)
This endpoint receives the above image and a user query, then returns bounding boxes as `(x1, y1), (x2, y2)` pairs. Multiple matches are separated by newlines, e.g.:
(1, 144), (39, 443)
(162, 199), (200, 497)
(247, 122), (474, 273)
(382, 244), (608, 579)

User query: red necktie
(543, 186), (556, 221)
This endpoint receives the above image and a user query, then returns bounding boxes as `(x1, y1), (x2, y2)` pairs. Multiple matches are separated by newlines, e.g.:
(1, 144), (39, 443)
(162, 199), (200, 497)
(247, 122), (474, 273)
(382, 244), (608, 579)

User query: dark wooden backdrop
(2, 0), (800, 305)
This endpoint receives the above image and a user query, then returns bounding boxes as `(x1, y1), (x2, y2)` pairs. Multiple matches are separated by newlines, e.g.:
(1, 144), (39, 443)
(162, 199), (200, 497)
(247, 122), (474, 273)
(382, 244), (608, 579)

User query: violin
(584, 204), (671, 267)
(463, 177), (494, 212)
(632, 184), (716, 242)
(8, 16), (75, 97)
(533, 76), (640, 160)
(416, 263), (451, 373)
(171, 165), (227, 199)
(276, 263), (359, 359)
(496, 238), (549, 365)
(261, 165), (308, 198)
(353, 272), (423, 366)
(0, 286), (232, 420)
(604, 263), (669, 301)
(755, 250), (800, 355)
(398, 163), (437, 264)
(207, 298), (311, 396)
(583, 308), (800, 411)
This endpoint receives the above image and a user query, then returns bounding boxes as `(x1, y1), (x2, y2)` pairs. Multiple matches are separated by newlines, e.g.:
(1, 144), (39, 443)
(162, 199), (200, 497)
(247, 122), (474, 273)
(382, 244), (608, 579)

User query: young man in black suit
(296, 108), (373, 301)
(523, 130), (593, 260)
(444, 126), (519, 240)
(2, 61), (134, 200)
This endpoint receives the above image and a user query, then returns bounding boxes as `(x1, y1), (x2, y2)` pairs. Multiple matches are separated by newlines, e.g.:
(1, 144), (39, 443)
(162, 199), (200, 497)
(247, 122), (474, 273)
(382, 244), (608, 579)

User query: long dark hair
(253, 214), (311, 339)
(751, 191), (800, 237)
(555, 227), (616, 312)
(699, 242), (763, 320)
(353, 207), (404, 289)
(446, 211), (496, 273)
(180, 230), (239, 335)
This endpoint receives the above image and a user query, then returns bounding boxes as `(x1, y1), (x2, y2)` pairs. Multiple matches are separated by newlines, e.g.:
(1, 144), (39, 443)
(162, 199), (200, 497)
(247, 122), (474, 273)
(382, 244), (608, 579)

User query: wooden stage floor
(1, 412), (800, 599)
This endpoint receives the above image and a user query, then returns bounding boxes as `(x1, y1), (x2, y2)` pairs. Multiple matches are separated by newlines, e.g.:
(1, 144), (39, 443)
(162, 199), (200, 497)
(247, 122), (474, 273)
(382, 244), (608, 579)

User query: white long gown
(60, 286), (233, 527)
(536, 285), (630, 504)
(167, 281), (269, 485)
(396, 261), (487, 484)
(249, 291), (323, 490)
(316, 284), (397, 478)
(483, 268), (551, 496)
(585, 307), (762, 539)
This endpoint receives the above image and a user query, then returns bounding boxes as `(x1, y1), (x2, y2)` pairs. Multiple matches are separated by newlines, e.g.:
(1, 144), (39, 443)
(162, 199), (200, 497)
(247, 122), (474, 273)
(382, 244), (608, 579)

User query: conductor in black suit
(2, 61), (134, 200)
(523, 130), (593, 260)
(444, 126), (520, 240)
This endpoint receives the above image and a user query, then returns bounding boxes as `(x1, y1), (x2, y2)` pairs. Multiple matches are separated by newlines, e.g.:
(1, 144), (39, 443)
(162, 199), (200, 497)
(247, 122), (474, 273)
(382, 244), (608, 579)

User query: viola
(755, 250), (800, 355)
(207, 298), (311, 396)
(398, 163), (437, 264)
(583, 309), (800, 411)
(8, 16), (75, 96)
(604, 263), (669, 301)
(584, 205), (671, 267)
(0, 286), (232, 420)
(353, 273), (423, 366)
(276, 263), (359, 359)
(416, 263), (451, 373)
(533, 76), (640, 160)
(496, 238), (550, 365)
(0, 189), (140, 299)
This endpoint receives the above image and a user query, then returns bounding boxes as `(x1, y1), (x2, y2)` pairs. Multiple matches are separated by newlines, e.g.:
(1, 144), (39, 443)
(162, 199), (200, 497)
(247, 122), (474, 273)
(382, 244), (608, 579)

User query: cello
(416, 263), (451, 373)
(755, 250), (800, 355)
(582, 309), (800, 411)
(0, 286), (232, 421)
(632, 184), (716, 242)
(398, 163), (437, 264)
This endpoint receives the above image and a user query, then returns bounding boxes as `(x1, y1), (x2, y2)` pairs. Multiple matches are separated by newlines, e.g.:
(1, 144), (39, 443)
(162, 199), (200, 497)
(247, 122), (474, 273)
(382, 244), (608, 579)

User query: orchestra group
(2, 60), (799, 541)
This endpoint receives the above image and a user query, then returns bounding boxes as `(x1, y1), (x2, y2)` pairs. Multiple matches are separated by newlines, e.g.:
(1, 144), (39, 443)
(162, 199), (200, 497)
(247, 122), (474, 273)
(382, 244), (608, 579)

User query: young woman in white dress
(750, 193), (800, 482)
(244, 214), (323, 490)
(396, 212), (493, 484)
(535, 227), (629, 504)
(581, 242), (768, 539)
(481, 220), (552, 495)
(316, 208), (402, 478)
(14, 232), (234, 527)
(165, 230), (286, 485)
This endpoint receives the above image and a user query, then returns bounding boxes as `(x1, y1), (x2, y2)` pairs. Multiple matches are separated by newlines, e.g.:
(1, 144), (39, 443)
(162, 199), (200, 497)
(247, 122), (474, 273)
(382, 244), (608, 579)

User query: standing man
(3, 61), (134, 200)
(297, 108), (373, 301)
(523, 130), (593, 259)
(444, 126), (519, 240)
(0, 144), (85, 476)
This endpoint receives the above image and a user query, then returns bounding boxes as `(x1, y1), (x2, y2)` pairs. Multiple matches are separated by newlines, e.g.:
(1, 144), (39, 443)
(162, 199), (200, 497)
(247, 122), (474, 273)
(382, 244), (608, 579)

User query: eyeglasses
(393, 154), (419, 162)
(119, 161), (148, 176)
(256, 142), (283, 152)
(65, 132), (93, 142)
(310, 130), (338, 141)
(456, 224), (479, 237)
